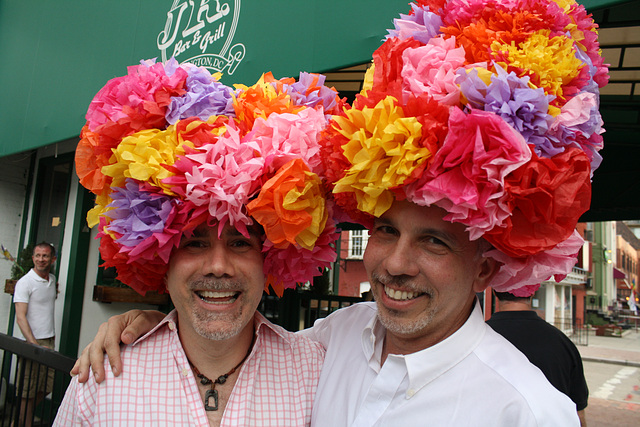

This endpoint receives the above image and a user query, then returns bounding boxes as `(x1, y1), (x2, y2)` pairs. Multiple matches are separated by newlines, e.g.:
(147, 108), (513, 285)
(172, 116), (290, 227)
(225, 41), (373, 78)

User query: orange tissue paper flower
(75, 125), (114, 195)
(247, 158), (328, 251)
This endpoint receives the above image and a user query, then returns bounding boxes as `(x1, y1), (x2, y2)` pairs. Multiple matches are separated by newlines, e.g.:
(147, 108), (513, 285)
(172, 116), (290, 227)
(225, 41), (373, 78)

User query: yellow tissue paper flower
(332, 96), (429, 217)
(283, 173), (328, 251)
(551, 0), (573, 12)
(86, 191), (113, 228)
(362, 63), (375, 93)
(493, 30), (583, 101)
(101, 125), (190, 196)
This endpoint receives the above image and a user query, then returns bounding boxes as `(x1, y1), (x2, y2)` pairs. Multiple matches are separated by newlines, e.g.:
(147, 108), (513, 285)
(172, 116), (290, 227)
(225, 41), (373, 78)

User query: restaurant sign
(157, 0), (245, 75)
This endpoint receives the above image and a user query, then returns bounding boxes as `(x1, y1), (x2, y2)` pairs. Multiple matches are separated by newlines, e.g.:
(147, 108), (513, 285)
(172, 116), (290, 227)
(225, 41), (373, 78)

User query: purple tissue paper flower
(166, 65), (235, 124)
(459, 64), (559, 157)
(386, 3), (443, 44)
(106, 179), (175, 248)
(282, 72), (339, 115)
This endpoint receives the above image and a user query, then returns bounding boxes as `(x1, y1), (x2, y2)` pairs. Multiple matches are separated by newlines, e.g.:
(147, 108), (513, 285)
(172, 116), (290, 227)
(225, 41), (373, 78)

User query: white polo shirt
(13, 268), (56, 340)
(305, 301), (579, 427)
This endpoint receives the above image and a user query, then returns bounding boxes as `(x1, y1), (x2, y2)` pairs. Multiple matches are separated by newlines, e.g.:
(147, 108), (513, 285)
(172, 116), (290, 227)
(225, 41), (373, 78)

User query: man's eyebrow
(190, 226), (210, 237)
(224, 226), (263, 240)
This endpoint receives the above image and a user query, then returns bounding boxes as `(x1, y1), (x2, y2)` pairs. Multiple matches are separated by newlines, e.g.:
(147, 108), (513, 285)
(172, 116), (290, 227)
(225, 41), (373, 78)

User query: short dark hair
(33, 242), (56, 258)
(493, 291), (530, 302)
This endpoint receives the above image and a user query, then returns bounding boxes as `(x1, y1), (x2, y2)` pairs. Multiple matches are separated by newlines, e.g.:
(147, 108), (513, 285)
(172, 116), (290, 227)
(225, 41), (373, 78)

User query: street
(584, 361), (640, 404)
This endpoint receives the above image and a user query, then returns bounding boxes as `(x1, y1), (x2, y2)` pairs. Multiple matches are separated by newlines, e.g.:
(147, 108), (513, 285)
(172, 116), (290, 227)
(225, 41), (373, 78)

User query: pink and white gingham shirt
(55, 311), (325, 426)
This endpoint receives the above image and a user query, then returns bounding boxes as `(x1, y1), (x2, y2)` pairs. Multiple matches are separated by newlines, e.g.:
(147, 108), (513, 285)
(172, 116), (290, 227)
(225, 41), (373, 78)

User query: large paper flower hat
(76, 59), (346, 296)
(319, 0), (609, 297)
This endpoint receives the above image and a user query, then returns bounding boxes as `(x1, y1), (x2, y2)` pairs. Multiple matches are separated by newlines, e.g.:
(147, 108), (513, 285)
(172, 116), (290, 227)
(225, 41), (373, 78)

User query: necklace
(189, 346), (252, 411)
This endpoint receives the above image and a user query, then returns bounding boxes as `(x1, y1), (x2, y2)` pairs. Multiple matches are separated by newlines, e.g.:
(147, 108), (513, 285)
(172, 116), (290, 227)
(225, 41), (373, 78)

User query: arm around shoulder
(297, 302), (376, 349)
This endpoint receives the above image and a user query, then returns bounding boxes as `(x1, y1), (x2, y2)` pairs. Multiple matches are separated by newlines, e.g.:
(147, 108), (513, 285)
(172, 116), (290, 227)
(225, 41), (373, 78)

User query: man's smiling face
(166, 222), (265, 341)
(364, 200), (496, 348)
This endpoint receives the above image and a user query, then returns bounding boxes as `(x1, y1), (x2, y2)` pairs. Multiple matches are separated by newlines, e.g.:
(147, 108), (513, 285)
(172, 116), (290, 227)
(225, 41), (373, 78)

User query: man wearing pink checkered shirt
(55, 222), (324, 426)
(55, 54), (342, 426)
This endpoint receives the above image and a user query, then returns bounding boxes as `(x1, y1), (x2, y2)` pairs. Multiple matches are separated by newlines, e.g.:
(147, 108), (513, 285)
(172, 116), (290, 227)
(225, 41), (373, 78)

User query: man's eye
(427, 236), (447, 246)
(423, 236), (451, 252)
(181, 240), (206, 249)
(231, 239), (254, 249)
(374, 225), (396, 235)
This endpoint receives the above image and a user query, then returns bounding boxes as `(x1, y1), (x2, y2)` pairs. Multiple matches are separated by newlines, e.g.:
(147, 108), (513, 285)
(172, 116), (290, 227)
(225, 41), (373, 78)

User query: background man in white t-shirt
(13, 242), (57, 427)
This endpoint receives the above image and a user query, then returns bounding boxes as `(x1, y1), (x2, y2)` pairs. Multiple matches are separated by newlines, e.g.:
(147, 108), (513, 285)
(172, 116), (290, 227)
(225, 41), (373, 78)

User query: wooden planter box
(4, 279), (16, 295)
(92, 285), (170, 305)
(595, 325), (622, 337)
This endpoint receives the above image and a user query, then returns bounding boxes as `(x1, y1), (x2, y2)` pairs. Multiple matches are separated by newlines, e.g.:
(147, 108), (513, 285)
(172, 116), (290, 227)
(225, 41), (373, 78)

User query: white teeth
(198, 290), (236, 299)
(384, 286), (419, 301)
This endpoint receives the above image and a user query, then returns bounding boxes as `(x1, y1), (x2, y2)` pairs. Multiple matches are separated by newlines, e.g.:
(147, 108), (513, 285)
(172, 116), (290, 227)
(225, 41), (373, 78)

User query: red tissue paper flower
(484, 146), (591, 257)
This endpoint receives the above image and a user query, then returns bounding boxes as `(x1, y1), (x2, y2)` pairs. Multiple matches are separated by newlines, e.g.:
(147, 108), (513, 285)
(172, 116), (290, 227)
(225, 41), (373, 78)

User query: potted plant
(92, 266), (170, 305)
(2, 244), (33, 294)
(92, 283), (170, 305)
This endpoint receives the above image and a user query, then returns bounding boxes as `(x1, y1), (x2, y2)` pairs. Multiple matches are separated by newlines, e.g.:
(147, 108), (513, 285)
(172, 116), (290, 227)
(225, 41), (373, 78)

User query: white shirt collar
(27, 268), (51, 284)
(362, 300), (487, 397)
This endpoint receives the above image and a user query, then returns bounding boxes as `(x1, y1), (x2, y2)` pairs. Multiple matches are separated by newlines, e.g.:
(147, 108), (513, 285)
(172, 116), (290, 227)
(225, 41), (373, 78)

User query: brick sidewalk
(579, 329), (640, 425)
(585, 397), (640, 426)
(578, 329), (640, 366)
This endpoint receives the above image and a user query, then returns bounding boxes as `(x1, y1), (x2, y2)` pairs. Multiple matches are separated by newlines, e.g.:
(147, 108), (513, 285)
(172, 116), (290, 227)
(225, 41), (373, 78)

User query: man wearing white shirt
(302, 201), (579, 426)
(13, 242), (57, 427)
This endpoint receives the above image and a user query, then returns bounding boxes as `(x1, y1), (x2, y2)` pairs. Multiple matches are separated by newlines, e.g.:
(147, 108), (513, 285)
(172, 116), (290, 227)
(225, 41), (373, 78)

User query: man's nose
(201, 244), (235, 278)
(383, 239), (420, 277)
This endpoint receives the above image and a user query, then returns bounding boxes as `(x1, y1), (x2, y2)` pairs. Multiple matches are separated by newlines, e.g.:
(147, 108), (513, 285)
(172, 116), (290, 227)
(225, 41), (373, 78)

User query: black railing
(554, 317), (589, 347)
(0, 333), (75, 426)
(259, 289), (364, 331)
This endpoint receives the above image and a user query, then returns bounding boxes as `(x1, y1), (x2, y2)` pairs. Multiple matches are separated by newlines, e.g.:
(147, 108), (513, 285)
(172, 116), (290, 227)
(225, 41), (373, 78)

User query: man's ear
(472, 256), (499, 293)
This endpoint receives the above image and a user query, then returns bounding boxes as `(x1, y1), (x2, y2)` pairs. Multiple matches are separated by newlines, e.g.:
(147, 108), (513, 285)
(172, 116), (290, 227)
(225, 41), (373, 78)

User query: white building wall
(76, 225), (150, 355)
(543, 283), (555, 323)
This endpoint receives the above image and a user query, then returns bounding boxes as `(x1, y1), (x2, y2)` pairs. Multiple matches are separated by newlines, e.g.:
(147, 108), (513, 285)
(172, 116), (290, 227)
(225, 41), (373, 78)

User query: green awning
(0, 0), (408, 157)
(581, 0), (634, 9)
(0, 0), (632, 157)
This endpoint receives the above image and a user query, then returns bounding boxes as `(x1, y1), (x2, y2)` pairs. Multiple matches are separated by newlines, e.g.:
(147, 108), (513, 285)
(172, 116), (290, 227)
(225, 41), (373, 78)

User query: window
(348, 230), (369, 259)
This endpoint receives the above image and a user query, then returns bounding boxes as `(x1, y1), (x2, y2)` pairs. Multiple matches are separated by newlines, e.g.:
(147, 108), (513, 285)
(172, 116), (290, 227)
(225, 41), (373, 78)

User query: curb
(581, 356), (640, 368)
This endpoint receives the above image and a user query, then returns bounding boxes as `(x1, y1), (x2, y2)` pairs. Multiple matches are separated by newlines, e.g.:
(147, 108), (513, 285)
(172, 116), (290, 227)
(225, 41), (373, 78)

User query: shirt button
(407, 389), (416, 398)
(182, 368), (189, 377)
(168, 321), (176, 331)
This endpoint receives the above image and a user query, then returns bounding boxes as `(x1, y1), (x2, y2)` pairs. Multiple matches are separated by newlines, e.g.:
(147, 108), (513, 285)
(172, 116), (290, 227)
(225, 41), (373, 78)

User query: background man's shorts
(18, 337), (55, 399)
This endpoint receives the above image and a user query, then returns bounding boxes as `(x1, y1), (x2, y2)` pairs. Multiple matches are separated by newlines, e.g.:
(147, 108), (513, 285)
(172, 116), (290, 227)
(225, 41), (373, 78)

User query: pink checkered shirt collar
(130, 309), (324, 426)
(56, 309), (324, 426)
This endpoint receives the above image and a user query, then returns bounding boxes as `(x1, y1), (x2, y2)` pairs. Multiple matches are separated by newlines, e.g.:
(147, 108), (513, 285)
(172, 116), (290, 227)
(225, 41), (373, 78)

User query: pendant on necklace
(204, 388), (219, 411)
